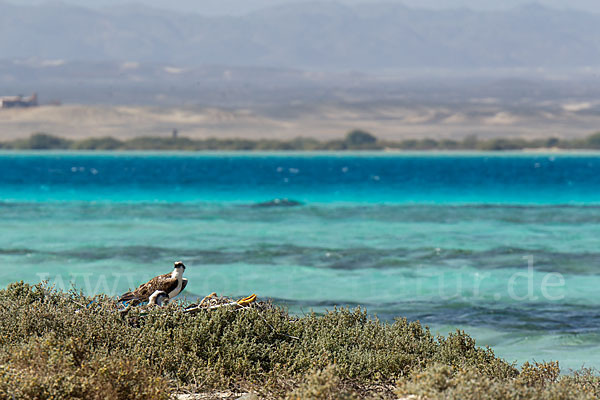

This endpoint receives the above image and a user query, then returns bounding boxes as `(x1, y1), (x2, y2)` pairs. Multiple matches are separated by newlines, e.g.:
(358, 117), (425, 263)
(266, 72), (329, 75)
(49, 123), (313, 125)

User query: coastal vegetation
(3, 131), (600, 151)
(1, 282), (598, 399)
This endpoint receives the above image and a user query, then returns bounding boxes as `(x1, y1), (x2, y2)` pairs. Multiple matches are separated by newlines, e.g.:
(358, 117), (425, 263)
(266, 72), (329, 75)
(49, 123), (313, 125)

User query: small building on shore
(0, 93), (38, 109)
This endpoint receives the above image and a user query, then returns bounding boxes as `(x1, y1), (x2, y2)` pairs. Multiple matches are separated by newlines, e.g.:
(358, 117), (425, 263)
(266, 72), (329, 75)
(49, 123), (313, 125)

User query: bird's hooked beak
(174, 261), (186, 270)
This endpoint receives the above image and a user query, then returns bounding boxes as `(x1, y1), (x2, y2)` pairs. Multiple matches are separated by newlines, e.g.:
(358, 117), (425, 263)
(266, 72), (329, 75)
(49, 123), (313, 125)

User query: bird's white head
(172, 261), (186, 278)
(149, 290), (169, 306)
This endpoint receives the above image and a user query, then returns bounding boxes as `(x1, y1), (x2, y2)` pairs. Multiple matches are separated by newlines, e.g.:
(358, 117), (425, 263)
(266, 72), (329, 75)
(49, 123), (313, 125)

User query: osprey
(119, 261), (188, 305)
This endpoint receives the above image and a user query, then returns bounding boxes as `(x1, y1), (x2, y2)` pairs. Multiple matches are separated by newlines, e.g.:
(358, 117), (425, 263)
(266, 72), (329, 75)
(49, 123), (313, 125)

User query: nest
(183, 292), (263, 314)
(117, 293), (298, 340)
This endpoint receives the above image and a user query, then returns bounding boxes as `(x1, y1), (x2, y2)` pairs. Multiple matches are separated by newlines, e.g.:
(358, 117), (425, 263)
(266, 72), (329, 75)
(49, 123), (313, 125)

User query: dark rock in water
(253, 198), (303, 207)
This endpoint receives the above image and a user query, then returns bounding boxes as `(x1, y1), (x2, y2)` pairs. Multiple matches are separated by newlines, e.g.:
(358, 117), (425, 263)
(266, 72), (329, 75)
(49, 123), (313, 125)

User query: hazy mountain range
(6, 0), (600, 16)
(1, 1), (600, 70)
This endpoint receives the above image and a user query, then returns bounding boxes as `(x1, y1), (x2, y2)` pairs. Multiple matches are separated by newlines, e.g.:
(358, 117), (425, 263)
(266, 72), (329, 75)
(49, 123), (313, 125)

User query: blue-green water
(1, 152), (599, 370)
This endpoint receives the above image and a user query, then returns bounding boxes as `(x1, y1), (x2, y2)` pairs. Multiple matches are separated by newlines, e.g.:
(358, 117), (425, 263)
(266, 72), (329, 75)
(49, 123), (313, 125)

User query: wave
(4, 202), (600, 223)
(272, 297), (600, 334)
(4, 244), (600, 275)
(250, 198), (304, 207)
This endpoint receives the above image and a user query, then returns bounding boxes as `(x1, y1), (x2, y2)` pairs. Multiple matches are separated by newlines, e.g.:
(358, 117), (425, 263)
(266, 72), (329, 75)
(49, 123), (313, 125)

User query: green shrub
(585, 132), (600, 149)
(288, 137), (321, 150)
(345, 130), (377, 146)
(396, 362), (599, 400)
(286, 365), (358, 400)
(5, 131), (600, 151)
(477, 138), (527, 151)
(0, 282), (597, 399)
(71, 137), (124, 150)
(0, 334), (169, 400)
(545, 137), (561, 148)
(440, 139), (460, 149)
(519, 361), (560, 387)
(462, 135), (479, 149)
(322, 140), (348, 150)
(12, 133), (72, 149)
(398, 139), (418, 150)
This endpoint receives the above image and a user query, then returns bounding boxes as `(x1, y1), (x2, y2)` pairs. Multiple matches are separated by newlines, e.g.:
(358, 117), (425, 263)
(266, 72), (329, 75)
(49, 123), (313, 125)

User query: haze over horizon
(2, 0), (600, 72)
(3, 0), (600, 16)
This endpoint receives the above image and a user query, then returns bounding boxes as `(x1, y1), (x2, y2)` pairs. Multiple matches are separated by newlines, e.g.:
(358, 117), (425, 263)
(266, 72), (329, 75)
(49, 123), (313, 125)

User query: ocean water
(1, 152), (600, 370)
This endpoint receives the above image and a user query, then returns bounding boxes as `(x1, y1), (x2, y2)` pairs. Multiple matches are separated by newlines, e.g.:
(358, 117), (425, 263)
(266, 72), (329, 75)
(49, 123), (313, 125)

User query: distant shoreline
(3, 130), (600, 151)
(4, 149), (600, 157)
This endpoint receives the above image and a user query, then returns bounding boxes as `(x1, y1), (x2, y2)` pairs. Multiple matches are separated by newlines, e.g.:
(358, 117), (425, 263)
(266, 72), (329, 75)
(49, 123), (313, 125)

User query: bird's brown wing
(154, 276), (180, 296)
(119, 272), (173, 302)
(180, 279), (188, 293)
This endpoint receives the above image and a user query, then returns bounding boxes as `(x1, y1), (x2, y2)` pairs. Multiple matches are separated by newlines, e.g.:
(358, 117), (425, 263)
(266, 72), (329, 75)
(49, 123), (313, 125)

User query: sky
(5, 0), (600, 15)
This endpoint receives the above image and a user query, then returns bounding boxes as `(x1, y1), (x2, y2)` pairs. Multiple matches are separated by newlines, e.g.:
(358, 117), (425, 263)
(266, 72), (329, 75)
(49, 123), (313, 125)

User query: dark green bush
(71, 136), (124, 150)
(344, 130), (380, 149)
(545, 137), (561, 148)
(11, 133), (73, 149)
(585, 132), (600, 149)
(477, 138), (528, 151)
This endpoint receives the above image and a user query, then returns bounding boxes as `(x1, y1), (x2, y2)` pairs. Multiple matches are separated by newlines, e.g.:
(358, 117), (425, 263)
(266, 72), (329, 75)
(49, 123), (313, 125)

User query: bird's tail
(118, 291), (138, 302)
(119, 292), (142, 307)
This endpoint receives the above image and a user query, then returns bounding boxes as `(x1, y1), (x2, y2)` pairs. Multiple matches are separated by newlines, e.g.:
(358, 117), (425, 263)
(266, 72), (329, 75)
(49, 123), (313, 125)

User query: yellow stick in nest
(237, 293), (257, 307)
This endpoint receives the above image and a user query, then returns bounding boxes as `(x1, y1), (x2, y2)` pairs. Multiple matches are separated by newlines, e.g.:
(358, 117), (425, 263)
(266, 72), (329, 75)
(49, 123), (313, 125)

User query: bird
(148, 290), (170, 306)
(119, 261), (188, 306)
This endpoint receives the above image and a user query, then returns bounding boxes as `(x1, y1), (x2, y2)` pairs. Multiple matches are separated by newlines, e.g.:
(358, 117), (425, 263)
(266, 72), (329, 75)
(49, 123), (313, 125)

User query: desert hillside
(1, 102), (599, 141)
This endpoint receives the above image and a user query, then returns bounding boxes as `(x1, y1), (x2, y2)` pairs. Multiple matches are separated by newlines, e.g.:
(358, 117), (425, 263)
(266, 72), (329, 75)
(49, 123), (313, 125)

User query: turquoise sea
(1, 152), (599, 370)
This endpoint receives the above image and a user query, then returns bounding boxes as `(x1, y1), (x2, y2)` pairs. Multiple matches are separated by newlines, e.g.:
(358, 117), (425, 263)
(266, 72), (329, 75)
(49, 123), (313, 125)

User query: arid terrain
(1, 100), (599, 142)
